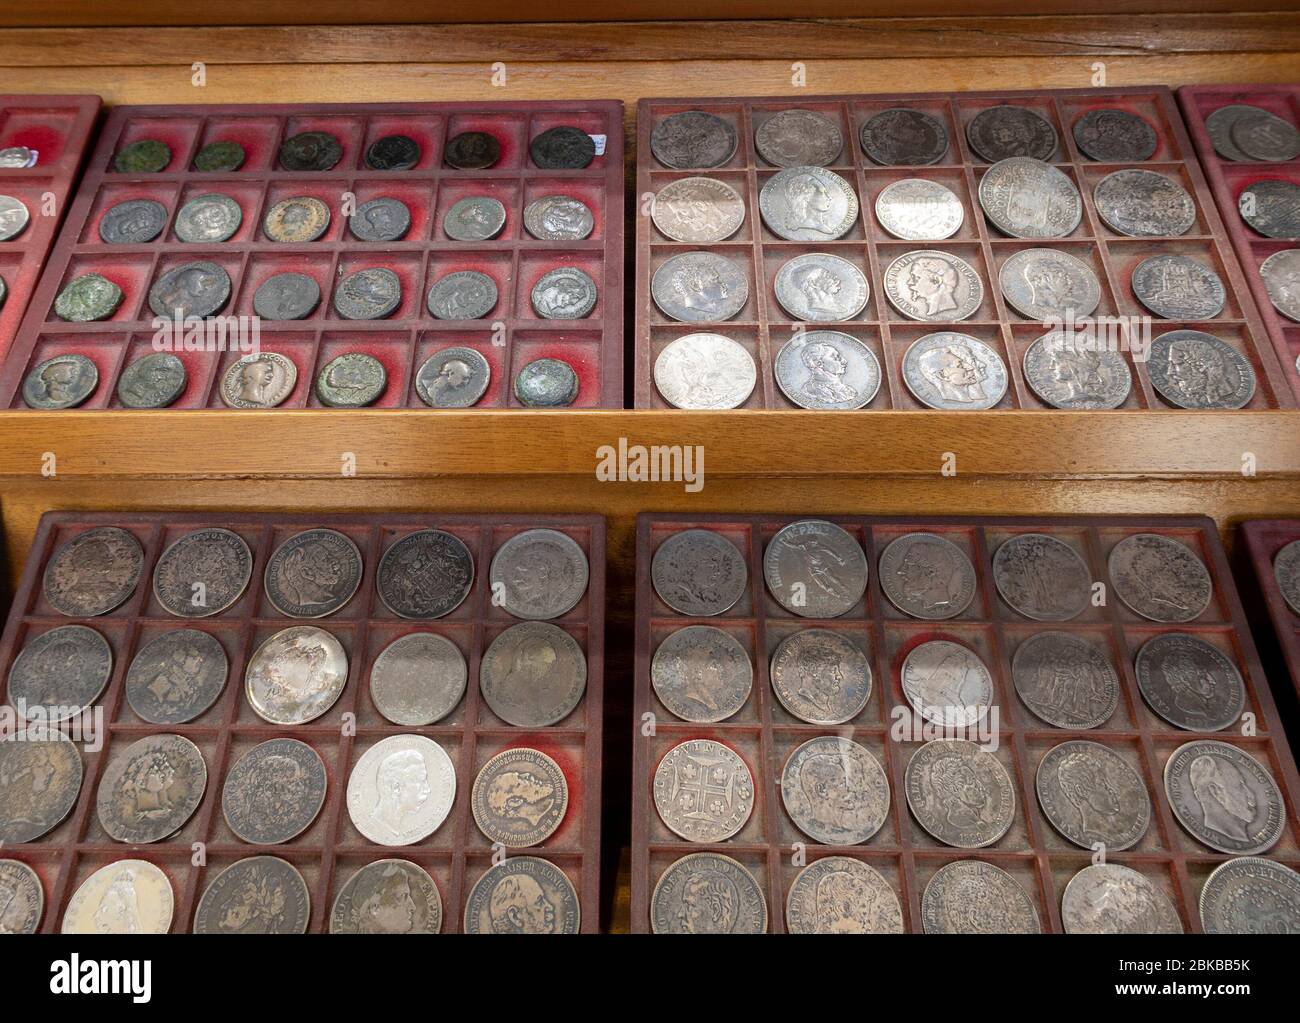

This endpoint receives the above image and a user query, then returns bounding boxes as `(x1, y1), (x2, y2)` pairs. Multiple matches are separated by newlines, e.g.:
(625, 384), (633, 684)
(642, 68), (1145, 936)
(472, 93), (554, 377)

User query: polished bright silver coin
(1022, 331), (1132, 409)
(1260, 249), (1300, 323)
(1012, 631), (1118, 729)
(1062, 864), (1182, 934)
(860, 107), (949, 166)
(651, 176), (745, 243)
(471, 746), (568, 847)
(489, 528), (589, 620)
(1135, 632), (1245, 732)
(330, 859), (442, 934)
(1132, 254), (1226, 320)
(174, 193), (242, 243)
(759, 166), (858, 241)
(62, 860), (173, 935)
(978, 157), (1082, 239)
(1239, 179), (1300, 239)
(1108, 532), (1212, 623)
(769, 628), (871, 725)
(653, 332), (756, 409)
(443, 196), (506, 241)
(652, 625), (752, 723)
(901, 641), (993, 729)
(966, 104), (1058, 162)
(220, 352), (298, 409)
(901, 332), (1007, 410)
(95, 733), (207, 844)
(1094, 168), (1197, 237)
(415, 346), (492, 408)
(653, 738), (754, 843)
(1147, 330), (1256, 409)
(774, 330), (880, 410)
(878, 532), (977, 620)
(651, 853), (765, 934)
(785, 857), (902, 934)
(0, 860), (43, 934)
(905, 740), (1014, 848)
(1072, 108), (1159, 162)
(263, 527), (363, 618)
(43, 525), (143, 617)
(773, 253), (868, 322)
(763, 519), (867, 618)
(479, 622), (587, 727)
(347, 734), (456, 846)
(370, 632), (467, 726)
(464, 857), (580, 934)
(1274, 538), (1300, 616)
(883, 249), (983, 322)
(221, 738), (327, 845)
(1200, 858), (1300, 934)
(1036, 740), (1150, 851)
(998, 247), (1101, 322)
(1164, 740), (1284, 855)
(244, 625), (348, 725)
(0, 727), (83, 843)
(874, 178), (964, 241)
(781, 736), (889, 846)
(755, 108), (843, 167)
(125, 628), (228, 725)
(523, 195), (594, 241)
(0, 194), (30, 241)
(651, 529), (748, 616)
(0, 145), (36, 168)
(7, 624), (113, 722)
(651, 251), (748, 323)
(992, 532), (1091, 621)
(651, 110), (738, 169)
(194, 856), (310, 934)
(922, 860), (1041, 934)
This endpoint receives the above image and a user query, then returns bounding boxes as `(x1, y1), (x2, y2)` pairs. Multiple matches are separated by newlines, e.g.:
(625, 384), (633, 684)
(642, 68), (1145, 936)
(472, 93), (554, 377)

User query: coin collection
(1241, 520), (1300, 712)
(631, 513), (1300, 933)
(0, 511), (603, 933)
(636, 88), (1295, 410)
(1179, 85), (1300, 404)
(0, 101), (623, 409)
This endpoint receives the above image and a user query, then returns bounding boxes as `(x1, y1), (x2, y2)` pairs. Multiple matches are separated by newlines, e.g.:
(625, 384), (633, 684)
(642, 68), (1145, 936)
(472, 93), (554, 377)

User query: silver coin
(427, 270), (498, 320)
(651, 111), (738, 169)
(993, 532), (1091, 621)
(523, 195), (594, 241)
(1132, 254), (1226, 320)
(774, 330), (880, 410)
(781, 736), (889, 846)
(1147, 330), (1256, 409)
(998, 247), (1101, 321)
(1062, 864), (1182, 934)
(901, 332), (1007, 410)
(1022, 331), (1132, 410)
(0, 146), (36, 168)
(1260, 249), (1300, 322)
(763, 519), (867, 618)
(263, 527), (362, 618)
(471, 746), (568, 847)
(922, 860), (1041, 934)
(759, 166), (858, 241)
(1072, 108), (1159, 162)
(334, 267), (402, 320)
(220, 352), (298, 409)
(152, 527), (253, 618)
(315, 352), (386, 408)
(125, 628), (229, 725)
(651, 177), (745, 244)
(194, 856), (310, 934)
(874, 178), (964, 241)
(118, 352), (188, 408)
(349, 197), (411, 242)
(773, 253), (868, 322)
(651, 853), (765, 934)
(754, 108), (843, 167)
(99, 198), (167, 244)
(978, 157), (1082, 239)
(860, 107), (949, 166)
(23, 353), (98, 408)
(174, 193), (242, 243)
(769, 628), (871, 725)
(966, 105), (1058, 162)
(1238, 179), (1300, 239)
(1205, 104), (1266, 162)
(96, 733), (207, 844)
(1200, 857), (1300, 934)
(479, 622), (587, 727)
(1108, 532), (1213, 622)
(883, 249), (983, 322)
(464, 857), (580, 934)
(244, 625), (348, 725)
(347, 735), (456, 846)
(785, 857), (903, 934)
(653, 738), (754, 843)
(531, 266), (596, 319)
(221, 737), (327, 845)
(906, 740), (1013, 849)
(370, 632), (467, 726)
(651, 626), (752, 723)
(443, 196), (506, 241)
(1036, 740), (1150, 851)
(489, 528), (588, 620)
(654, 332), (756, 409)
(1135, 632), (1245, 732)
(1094, 169), (1196, 237)
(901, 641), (993, 729)
(43, 525), (143, 617)
(651, 251), (748, 323)
(1164, 740), (1284, 855)
(7, 624), (112, 722)
(263, 196), (330, 243)
(651, 529), (749, 616)
(0, 860), (43, 934)
(376, 529), (475, 620)
(1231, 108), (1300, 162)
(1012, 631), (1118, 729)
(0, 194), (29, 241)
(0, 727), (83, 843)
(330, 859), (442, 934)
(252, 271), (320, 321)
(62, 860), (173, 935)
(1274, 539), (1300, 616)
(416, 346), (492, 408)
(878, 532), (977, 620)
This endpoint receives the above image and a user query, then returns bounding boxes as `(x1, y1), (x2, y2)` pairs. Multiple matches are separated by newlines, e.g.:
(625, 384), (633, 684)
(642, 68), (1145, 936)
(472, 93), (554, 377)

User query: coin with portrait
(651, 853), (764, 934)
(263, 527), (363, 618)
(1036, 740), (1151, 851)
(785, 857), (903, 934)
(781, 736), (889, 846)
(0, 727), (83, 844)
(489, 528), (588, 620)
(901, 332), (1007, 411)
(244, 625), (348, 725)
(463, 857), (580, 934)
(347, 735), (456, 846)
(878, 532), (977, 620)
(220, 352), (298, 409)
(96, 734), (207, 844)
(43, 526), (143, 617)
(1164, 740), (1283, 855)
(906, 740), (1014, 848)
(921, 860), (1041, 934)
(415, 347), (492, 408)
(769, 628), (871, 725)
(62, 860), (173, 935)
(330, 859), (442, 934)
(472, 746), (568, 847)
(900, 641), (993, 729)
(652, 625), (753, 723)
(479, 622), (587, 727)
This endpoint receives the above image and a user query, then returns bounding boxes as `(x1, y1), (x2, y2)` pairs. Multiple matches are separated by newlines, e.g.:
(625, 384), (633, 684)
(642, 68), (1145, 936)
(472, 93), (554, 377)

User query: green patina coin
(315, 352), (387, 408)
(23, 354), (98, 409)
(53, 273), (124, 322)
(514, 357), (579, 407)
(193, 141), (246, 172)
(113, 139), (172, 173)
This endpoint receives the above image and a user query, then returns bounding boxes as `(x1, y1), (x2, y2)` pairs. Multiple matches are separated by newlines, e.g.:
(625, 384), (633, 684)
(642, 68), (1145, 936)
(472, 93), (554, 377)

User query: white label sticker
(589, 134), (607, 156)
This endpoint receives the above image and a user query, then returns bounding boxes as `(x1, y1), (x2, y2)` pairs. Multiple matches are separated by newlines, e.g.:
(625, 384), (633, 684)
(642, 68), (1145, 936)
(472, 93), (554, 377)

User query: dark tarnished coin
(1165, 740), (1284, 854)
(1147, 329), (1256, 409)
(1261, 249), (1300, 322)
(759, 166), (858, 242)
(1094, 169), (1197, 237)
(113, 139), (171, 173)
(530, 126), (595, 169)
(1062, 864), (1182, 934)
(426, 270), (498, 320)
(755, 108), (843, 167)
(883, 249), (983, 322)
(330, 859), (441, 934)
(125, 628), (228, 725)
(651, 529), (748, 617)
(43, 525), (143, 617)
(999, 247), (1100, 322)
(346, 735), (456, 846)
(0, 860), (44, 934)
(7, 625), (112, 722)
(23, 353), (98, 409)
(334, 267), (401, 320)
(193, 140), (246, 172)
(773, 254), (868, 322)
(1275, 539), (1300, 616)
(978, 157), (1082, 239)
(1072, 108), (1158, 162)
(966, 105), (1057, 162)
(651, 177), (745, 244)
(781, 736), (889, 846)
(1231, 109), (1300, 163)
(879, 532), (977, 620)
(377, 529), (475, 620)
(472, 746), (568, 847)
(153, 528), (252, 618)
(53, 274), (123, 322)
(1238, 179), (1300, 239)
(263, 195), (331, 243)
(349, 197), (411, 242)
(531, 267), (597, 319)
(221, 352), (298, 409)
(443, 130), (500, 170)
(902, 332), (1007, 410)
(874, 178), (964, 241)
(365, 133), (421, 171)
(315, 352), (387, 408)
(118, 352), (188, 408)
(1023, 331), (1132, 410)
(993, 532), (1091, 621)
(906, 740), (1014, 848)
(655, 332), (756, 409)
(0, 727), (82, 843)
(763, 519), (866, 618)
(415, 346), (491, 408)
(769, 629), (871, 725)
(1206, 104), (1266, 162)
(245, 626), (348, 725)
(653, 738), (753, 843)
(652, 625), (752, 723)
(922, 860), (1041, 934)
(1200, 858), (1300, 934)
(99, 198), (167, 244)
(194, 856), (310, 934)
(148, 260), (231, 318)
(1037, 740), (1150, 851)
(174, 193), (242, 243)
(786, 857), (902, 934)
(514, 357), (579, 407)
(1135, 632), (1245, 732)
(464, 857), (580, 934)
(652, 853), (765, 934)
(1109, 532), (1212, 622)
(0, 195), (29, 241)
(62, 860), (172, 934)
(96, 733), (206, 844)
(490, 528), (588, 620)
(278, 130), (342, 171)
(480, 622), (586, 727)
(370, 632), (467, 726)
(860, 107), (949, 166)
(222, 738), (328, 845)
(252, 272), (320, 321)
(264, 528), (363, 618)
(443, 196), (506, 242)
(524, 194), (595, 241)
(651, 251), (748, 323)
(902, 641), (993, 729)
(651, 111), (737, 169)
(1132, 254), (1226, 320)
(1013, 631), (1118, 729)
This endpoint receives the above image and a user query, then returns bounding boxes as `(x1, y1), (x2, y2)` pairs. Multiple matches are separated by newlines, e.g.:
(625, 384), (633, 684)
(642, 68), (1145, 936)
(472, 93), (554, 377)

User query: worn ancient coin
(1148, 329), (1256, 409)
(1109, 532), (1212, 622)
(1023, 331), (1132, 410)
(651, 111), (737, 169)
(763, 519), (867, 618)
(651, 177), (744, 244)
(0, 727), (82, 843)
(194, 856), (310, 934)
(278, 131), (342, 171)
(220, 352), (298, 408)
(370, 632), (467, 726)
(443, 131), (501, 170)
(193, 140), (245, 172)
(1000, 249), (1101, 322)
(651, 529), (748, 616)
(874, 178), (964, 241)
(365, 133), (421, 171)
(523, 194), (595, 241)
(125, 628), (228, 725)
(878, 532), (977, 620)
(62, 860), (173, 934)
(95, 734), (207, 844)
(1135, 633), (1245, 732)
(651, 853), (765, 934)
(1200, 857), (1300, 934)
(153, 527), (253, 618)
(1094, 169), (1197, 237)
(480, 622), (587, 727)
(349, 197), (411, 242)
(860, 107), (949, 166)
(775, 330), (880, 410)
(654, 738), (754, 842)
(99, 198), (167, 243)
(43, 525), (143, 617)
(769, 629), (871, 725)
(113, 139), (171, 173)
(1132, 254), (1226, 320)
(118, 353), (187, 409)
(901, 641), (993, 729)
(1062, 864), (1182, 934)
(1205, 104), (1267, 162)
(264, 528), (362, 618)
(53, 273), (123, 322)
(1165, 740), (1284, 854)
(347, 735), (456, 846)
(884, 249), (983, 322)
(759, 166), (858, 241)
(490, 528), (588, 620)
(222, 738), (327, 845)
(427, 270), (498, 320)
(922, 860), (1041, 933)
(966, 105), (1057, 162)
(782, 736), (889, 846)
(902, 332), (1007, 410)
(245, 626), (348, 725)
(315, 352), (387, 408)
(1012, 631), (1118, 729)
(1072, 108), (1158, 162)
(0, 195), (29, 241)
(654, 332), (756, 409)
(330, 859), (442, 934)
(7, 625), (112, 722)
(1275, 539), (1300, 616)
(472, 747), (568, 847)
(23, 353), (98, 409)
(443, 196), (506, 241)
(651, 251), (748, 323)
(993, 532), (1091, 621)
(979, 157), (1082, 239)
(415, 346), (491, 407)
(334, 267), (402, 320)
(0, 860), (43, 934)
(1231, 108), (1300, 163)
(652, 626), (752, 723)
(774, 253), (868, 322)
(1238, 179), (1300, 239)
(147, 260), (231, 318)
(755, 108), (843, 167)
(514, 358), (579, 407)
(531, 267), (597, 319)
(464, 857), (580, 934)
(252, 272), (320, 321)
(530, 126), (595, 169)
(0, 145), (37, 168)
(174, 193), (242, 243)
(785, 857), (902, 934)
(1037, 740), (1150, 850)
(1260, 248), (1300, 322)
(906, 740), (1014, 848)
(263, 195), (330, 243)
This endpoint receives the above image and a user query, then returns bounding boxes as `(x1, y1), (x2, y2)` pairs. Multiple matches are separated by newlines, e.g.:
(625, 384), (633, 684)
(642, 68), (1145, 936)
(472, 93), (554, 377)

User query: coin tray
(1240, 519), (1300, 716)
(0, 511), (604, 933)
(631, 513), (1300, 933)
(0, 100), (623, 409)
(1178, 85), (1300, 404)
(634, 88), (1294, 409)
(0, 95), (100, 356)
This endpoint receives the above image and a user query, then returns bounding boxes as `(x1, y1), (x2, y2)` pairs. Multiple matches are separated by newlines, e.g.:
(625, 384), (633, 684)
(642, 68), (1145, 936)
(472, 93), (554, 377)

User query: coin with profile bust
(782, 736), (889, 846)
(1108, 532), (1212, 623)
(1164, 740), (1283, 855)
(759, 166), (858, 242)
(43, 526), (143, 617)
(245, 626), (348, 725)
(347, 735), (456, 846)
(464, 857), (580, 934)
(901, 332), (1007, 411)
(1135, 632), (1245, 732)
(524, 195), (595, 241)
(23, 354), (98, 409)
(652, 853), (765, 934)
(654, 738), (754, 843)
(652, 251), (748, 323)
(220, 352), (298, 408)
(489, 528), (588, 620)
(651, 177), (745, 243)
(415, 347), (492, 408)
(1036, 740), (1150, 851)
(1062, 864), (1182, 934)
(479, 622), (587, 727)
(53, 274), (122, 322)
(349, 197), (411, 242)
(62, 860), (173, 934)
(998, 247), (1100, 321)
(769, 629), (870, 725)
(883, 249), (983, 322)
(1147, 330), (1256, 410)
(222, 738), (327, 845)
(263, 196), (330, 243)
(264, 527), (363, 618)
(878, 532), (977, 620)
(906, 740), (1014, 848)
(330, 859), (442, 934)
(531, 267), (597, 320)
(427, 271), (498, 321)
(96, 733), (207, 844)
(860, 107), (949, 166)
(922, 860), (1040, 933)
(651, 529), (748, 616)
(1260, 249), (1300, 323)
(1023, 331), (1132, 410)
(775, 330), (880, 411)
(194, 856), (310, 934)
(0, 727), (83, 844)
(253, 271), (320, 321)
(148, 260), (231, 319)
(652, 626), (752, 723)
(774, 253), (868, 322)
(444, 131), (500, 170)
(786, 857), (903, 934)
(7, 625), (113, 723)
(1071, 108), (1158, 162)
(0, 860), (44, 934)
(174, 193), (242, 243)
(99, 198), (167, 244)
(443, 196), (506, 242)
(334, 267), (402, 320)
(755, 108), (843, 167)
(471, 746), (568, 847)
